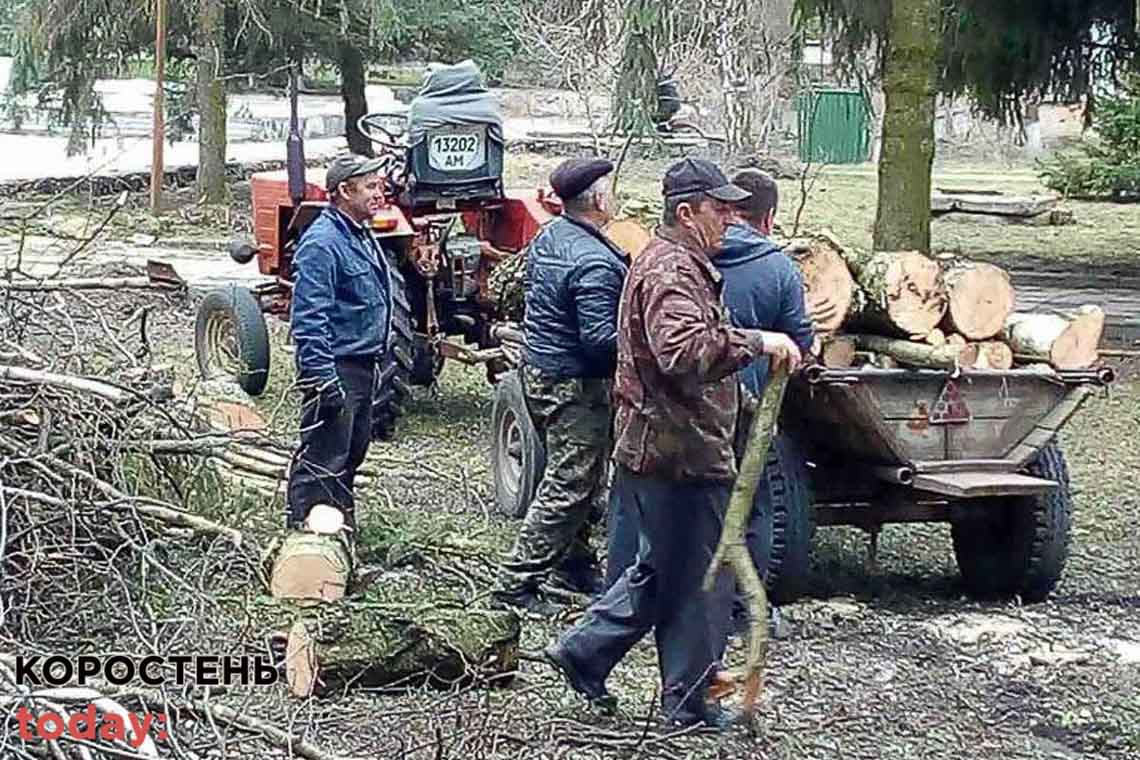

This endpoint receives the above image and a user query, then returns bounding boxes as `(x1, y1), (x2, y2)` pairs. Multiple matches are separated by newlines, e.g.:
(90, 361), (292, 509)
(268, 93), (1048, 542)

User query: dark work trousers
(605, 473), (768, 655)
(557, 466), (735, 724)
(285, 356), (376, 530)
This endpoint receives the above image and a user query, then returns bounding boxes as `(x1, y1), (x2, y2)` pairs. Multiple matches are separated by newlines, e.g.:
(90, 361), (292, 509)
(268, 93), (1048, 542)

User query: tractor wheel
(951, 441), (1073, 603)
(751, 434), (815, 604)
(490, 370), (545, 518)
(194, 285), (270, 396)
(370, 245), (415, 441)
(410, 334), (446, 386)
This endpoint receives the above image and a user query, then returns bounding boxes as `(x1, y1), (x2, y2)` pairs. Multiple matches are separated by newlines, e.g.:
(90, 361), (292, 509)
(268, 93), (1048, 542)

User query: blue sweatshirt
(714, 223), (814, 394)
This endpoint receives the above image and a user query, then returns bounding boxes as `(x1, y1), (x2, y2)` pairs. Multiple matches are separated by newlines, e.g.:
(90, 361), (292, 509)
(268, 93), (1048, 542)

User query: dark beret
(549, 158), (614, 200)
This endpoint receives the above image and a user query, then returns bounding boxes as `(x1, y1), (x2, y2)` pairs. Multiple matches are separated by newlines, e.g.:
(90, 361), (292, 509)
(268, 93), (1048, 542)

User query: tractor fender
(369, 205), (415, 240)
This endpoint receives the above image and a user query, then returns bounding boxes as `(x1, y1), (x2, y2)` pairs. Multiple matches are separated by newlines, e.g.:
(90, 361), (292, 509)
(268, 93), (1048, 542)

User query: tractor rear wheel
(371, 245), (415, 440)
(951, 441), (1073, 603)
(490, 370), (545, 518)
(194, 285), (271, 396)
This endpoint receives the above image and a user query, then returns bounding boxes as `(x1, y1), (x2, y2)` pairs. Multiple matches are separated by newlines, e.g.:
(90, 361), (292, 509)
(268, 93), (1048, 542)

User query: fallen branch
(0, 276), (183, 292)
(702, 370), (788, 716)
(0, 364), (132, 404)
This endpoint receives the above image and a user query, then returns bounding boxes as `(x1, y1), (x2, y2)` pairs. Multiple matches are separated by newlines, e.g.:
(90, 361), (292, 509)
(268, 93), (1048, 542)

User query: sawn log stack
(786, 233), (1104, 372)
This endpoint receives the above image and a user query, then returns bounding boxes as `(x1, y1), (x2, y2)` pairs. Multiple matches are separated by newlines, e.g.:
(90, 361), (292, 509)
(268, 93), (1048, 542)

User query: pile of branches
(0, 265), (287, 759)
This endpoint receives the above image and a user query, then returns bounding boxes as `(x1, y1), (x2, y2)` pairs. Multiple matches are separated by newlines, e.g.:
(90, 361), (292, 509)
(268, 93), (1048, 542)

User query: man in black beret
(493, 157), (631, 615)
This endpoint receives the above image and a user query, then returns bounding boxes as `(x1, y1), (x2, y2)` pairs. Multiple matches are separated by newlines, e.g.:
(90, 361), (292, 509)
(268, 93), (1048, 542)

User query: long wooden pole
(150, 0), (167, 213)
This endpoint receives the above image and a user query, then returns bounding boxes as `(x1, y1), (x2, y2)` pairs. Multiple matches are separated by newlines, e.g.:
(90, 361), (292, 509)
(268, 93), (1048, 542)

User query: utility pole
(150, 0), (167, 213)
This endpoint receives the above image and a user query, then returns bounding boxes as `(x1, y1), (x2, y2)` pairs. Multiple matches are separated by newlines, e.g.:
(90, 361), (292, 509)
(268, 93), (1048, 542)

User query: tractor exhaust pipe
(286, 61), (306, 208)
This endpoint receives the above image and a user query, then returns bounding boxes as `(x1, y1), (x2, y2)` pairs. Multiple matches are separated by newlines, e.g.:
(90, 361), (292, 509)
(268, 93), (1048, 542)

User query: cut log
(603, 219), (652, 260)
(820, 335), (857, 368)
(786, 232), (860, 333)
(1003, 306), (1105, 370)
(937, 258), (1016, 340)
(285, 604), (521, 697)
(844, 250), (947, 337)
(930, 192), (1058, 217)
(270, 531), (351, 605)
(967, 341), (1014, 370)
(946, 333), (967, 348)
(926, 328), (947, 347)
(853, 335), (967, 369)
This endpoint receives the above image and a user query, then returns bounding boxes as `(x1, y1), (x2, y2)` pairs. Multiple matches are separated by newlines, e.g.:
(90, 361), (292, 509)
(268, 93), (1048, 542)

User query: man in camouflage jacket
(543, 158), (801, 729)
(493, 157), (630, 614)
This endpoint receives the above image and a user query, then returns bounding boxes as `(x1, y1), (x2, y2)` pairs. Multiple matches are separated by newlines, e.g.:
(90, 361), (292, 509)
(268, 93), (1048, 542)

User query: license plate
(428, 128), (485, 172)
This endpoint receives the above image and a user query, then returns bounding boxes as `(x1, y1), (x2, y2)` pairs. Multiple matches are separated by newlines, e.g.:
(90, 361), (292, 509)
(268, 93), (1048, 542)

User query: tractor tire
(490, 370), (546, 518)
(410, 334), (445, 387)
(752, 434), (815, 604)
(951, 441), (1073, 603)
(194, 285), (270, 396)
(371, 245), (415, 441)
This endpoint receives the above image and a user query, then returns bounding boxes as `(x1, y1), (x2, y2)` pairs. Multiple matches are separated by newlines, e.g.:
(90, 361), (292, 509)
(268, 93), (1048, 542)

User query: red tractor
(193, 61), (560, 442)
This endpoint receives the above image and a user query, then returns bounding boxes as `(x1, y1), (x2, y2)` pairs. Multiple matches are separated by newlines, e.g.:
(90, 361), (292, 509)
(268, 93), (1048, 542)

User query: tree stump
(285, 604), (521, 697)
(1003, 306), (1105, 369)
(938, 258), (1016, 340)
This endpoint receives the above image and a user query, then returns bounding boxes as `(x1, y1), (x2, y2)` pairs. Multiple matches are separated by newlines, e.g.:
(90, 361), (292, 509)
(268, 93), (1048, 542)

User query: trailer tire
(194, 285), (270, 396)
(371, 245), (415, 441)
(951, 441), (1072, 603)
(752, 434), (815, 604)
(490, 370), (545, 518)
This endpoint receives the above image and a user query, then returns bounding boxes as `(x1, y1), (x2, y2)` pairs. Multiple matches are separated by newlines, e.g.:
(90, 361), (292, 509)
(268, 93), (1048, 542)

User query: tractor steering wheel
(357, 112), (409, 156)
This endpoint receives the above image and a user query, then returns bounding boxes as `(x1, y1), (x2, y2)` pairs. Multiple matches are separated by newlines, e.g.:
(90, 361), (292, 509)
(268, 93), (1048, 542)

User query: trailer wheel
(752, 434), (815, 604)
(194, 285), (270, 396)
(951, 441), (1073, 603)
(490, 370), (545, 518)
(371, 245), (415, 440)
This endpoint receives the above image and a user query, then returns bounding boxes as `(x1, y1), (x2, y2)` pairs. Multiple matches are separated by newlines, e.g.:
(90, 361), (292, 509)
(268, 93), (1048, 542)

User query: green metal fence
(797, 88), (873, 164)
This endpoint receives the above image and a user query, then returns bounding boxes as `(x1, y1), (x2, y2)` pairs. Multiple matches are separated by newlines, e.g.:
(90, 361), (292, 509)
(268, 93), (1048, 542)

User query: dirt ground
(5, 157), (1140, 758)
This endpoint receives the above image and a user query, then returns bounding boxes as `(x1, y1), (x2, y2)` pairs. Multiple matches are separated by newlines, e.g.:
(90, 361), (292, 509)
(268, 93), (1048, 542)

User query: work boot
(548, 566), (606, 598)
(543, 642), (618, 714)
(491, 588), (564, 617)
(666, 704), (747, 732)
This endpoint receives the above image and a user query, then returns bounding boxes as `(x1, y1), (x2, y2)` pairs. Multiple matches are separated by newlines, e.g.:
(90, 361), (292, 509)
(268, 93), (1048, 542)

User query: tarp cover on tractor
(406, 60), (505, 147)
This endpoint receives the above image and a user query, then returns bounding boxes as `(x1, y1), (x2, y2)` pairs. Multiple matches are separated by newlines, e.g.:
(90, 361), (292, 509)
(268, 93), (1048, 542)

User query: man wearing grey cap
(542, 157), (801, 729)
(285, 153), (392, 532)
(493, 157), (630, 614)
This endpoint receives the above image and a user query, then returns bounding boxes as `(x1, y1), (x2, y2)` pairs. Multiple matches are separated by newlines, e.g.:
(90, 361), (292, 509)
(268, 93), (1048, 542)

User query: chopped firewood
(820, 335), (857, 368)
(936, 258), (1016, 340)
(1004, 306), (1105, 370)
(603, 218), (652, 260)
(786, 232), (860, 332)
(270, 530), (352, 605)
(853, 335), (967, 369)
(844, 250), (948, 337)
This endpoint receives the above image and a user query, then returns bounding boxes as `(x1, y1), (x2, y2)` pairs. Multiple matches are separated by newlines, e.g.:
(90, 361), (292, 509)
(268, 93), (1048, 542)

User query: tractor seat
(405, 60), (505, 207)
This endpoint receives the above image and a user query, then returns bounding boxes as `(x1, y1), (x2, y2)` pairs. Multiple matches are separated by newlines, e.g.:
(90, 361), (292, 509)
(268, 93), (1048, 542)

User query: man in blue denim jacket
(493, 157), (630, 614)
(285, 153), (392, 532)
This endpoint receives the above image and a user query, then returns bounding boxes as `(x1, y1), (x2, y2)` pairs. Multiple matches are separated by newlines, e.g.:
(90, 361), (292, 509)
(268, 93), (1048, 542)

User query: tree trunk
(873, 0), (940, 253)
(338, 41), (373, 157)
(270, 532), (351, 605)
(717, 0), (757, 155)
(938, 258), (1016, 340)
(286, 603), (520, 697)
(844, 249), (947, 336)
(1003, 306), (1105, 369)
(195, 0), (227, 203)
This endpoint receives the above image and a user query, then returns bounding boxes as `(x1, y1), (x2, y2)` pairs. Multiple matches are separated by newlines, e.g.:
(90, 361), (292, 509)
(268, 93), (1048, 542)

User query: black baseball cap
(326, 153), (386, 193)
(662, 157), (750, 202)
(549, 157), (614, 200)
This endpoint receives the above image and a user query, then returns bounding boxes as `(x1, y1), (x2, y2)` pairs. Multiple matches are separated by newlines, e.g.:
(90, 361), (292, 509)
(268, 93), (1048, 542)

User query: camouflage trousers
(497, 365), (613, 596)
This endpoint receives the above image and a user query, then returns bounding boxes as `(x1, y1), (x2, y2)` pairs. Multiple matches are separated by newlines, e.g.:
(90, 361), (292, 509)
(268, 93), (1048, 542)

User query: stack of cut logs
(790, 232), (1105, 371)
